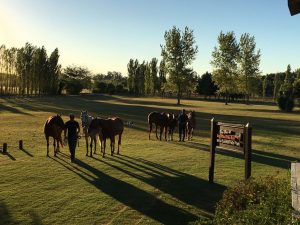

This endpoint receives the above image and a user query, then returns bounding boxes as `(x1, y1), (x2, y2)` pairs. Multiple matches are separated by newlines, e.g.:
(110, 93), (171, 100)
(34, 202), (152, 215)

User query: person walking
(178, 109), (188, 142)
(64, 113), (80, 162)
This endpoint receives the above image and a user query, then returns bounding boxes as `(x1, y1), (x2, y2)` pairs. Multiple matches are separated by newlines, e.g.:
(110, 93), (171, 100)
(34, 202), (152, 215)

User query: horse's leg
(99, 134), (103, 153)
(85, 136), (88, 156)
(46, 136), (49, 157)
(90, 136), (93, 157)
(111, 136), (115, 156)
(53, 138), (57, 157)
(102, 138), (106, 158)
(155, 124), (159, 139)
(148, 122), (152, 140)
(117, 133), (122, 155)
(159, 126), (163, 141)
(93, 136), (97, 154)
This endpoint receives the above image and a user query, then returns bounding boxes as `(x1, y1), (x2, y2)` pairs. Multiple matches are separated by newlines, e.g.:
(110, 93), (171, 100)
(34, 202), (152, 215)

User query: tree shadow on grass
(173, 141), (300, 169)
(0, 200), (16, 225)
(51, 156), (199, 225)
(106, 155), (226, 214)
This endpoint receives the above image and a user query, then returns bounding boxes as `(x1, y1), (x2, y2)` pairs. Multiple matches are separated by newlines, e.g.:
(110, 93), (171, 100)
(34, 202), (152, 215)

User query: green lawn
(0, 95), (299, 225)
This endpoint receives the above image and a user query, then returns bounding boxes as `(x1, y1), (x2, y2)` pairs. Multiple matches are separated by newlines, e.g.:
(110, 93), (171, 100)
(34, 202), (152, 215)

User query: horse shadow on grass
(173, 141), (300, 169)
(51, 155), (225, 224)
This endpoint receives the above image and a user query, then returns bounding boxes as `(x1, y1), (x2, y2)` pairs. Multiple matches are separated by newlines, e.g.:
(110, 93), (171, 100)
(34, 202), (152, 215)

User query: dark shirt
(178, 114), (188, 125)
(65, 120), (79, 139)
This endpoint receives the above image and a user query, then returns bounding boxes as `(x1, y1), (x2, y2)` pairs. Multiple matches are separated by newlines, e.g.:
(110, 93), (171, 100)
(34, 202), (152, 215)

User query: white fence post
(292, 162), (300, 218)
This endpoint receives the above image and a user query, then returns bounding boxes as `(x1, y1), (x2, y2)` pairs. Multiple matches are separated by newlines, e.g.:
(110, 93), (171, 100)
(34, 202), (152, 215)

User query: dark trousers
(179, 123), (186, 141)
(68, 138), (77, 161)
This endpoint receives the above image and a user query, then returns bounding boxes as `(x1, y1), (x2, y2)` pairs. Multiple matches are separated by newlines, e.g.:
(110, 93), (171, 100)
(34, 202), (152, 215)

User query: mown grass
(0, 95), (299, 225)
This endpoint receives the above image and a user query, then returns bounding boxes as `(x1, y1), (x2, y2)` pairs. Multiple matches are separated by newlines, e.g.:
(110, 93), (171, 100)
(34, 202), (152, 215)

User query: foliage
(92, 71), (127, 94)
(61, 65), (91, 95)
(213, 176), (299, 225)
(161, 26), (198, 104)
(0, 43), (61, 96)
(277, 94), (294, 112)
(211, 31), (239, 104)
(237, 33), (261, 100)
(196, 72), (218, 98)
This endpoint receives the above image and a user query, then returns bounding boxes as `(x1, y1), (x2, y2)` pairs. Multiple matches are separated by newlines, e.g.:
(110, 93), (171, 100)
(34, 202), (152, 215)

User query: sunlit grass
(0, 95), (299, 224)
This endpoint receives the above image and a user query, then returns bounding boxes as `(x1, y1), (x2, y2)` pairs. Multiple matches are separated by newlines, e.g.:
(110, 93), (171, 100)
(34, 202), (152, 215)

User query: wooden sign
(209, 118), (252, 183)
(217, 122), (244, 153)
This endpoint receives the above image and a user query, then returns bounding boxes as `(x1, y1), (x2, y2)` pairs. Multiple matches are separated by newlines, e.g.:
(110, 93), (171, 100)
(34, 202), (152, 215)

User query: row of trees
(0, 43), (60, 95)
(211, 32), (261, 104)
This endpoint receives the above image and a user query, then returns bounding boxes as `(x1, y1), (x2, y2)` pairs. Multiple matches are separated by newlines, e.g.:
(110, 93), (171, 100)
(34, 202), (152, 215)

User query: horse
(44, 115), (65, 157)
(167, 113), (178, 141)
(186, 111), (196, 140)
(148, 112), (169, 141)
(80, 111), (103, 157)
(88, 117), (123, 158)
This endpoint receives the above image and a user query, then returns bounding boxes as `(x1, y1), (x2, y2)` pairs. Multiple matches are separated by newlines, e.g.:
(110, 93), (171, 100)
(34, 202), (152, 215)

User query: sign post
(209, 118), (252, 183)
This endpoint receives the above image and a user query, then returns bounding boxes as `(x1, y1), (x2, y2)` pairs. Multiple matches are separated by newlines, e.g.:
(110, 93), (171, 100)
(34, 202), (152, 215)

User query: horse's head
(80, 110), (89, 127)
(55, 114), (65, 130)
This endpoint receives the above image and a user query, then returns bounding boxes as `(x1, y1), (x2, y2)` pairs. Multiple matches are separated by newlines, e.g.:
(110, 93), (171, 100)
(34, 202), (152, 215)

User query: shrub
(212, 176), (299, 225)
(278, 95), (294, 112)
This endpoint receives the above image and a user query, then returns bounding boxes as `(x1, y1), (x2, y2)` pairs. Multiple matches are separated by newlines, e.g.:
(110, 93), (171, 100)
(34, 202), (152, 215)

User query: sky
(0, 0), (299, 76)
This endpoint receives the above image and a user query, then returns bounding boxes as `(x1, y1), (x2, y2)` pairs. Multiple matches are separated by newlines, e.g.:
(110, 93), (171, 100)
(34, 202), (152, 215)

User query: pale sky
(0, 0), (299, 76)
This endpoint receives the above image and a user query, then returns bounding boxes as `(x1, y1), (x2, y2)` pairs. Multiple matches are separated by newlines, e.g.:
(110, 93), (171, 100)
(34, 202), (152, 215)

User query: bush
(278, 95), (294, 112)
(64, 79), (83, 95)
(92, 82), (107, 93)
(212, 176), (299, 225)
(106, 83), (115, 95)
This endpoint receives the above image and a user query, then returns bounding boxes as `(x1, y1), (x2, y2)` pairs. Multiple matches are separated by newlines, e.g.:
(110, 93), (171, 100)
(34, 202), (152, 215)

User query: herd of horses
(43, 110), (196, 158)
(148, 111), (196, 141)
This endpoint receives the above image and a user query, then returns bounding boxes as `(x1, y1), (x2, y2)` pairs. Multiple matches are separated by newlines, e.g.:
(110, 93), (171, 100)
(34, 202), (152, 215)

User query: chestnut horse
(186, 111), (196, 140)
(88, 117), (123, 157)
(44, 115), (65, 157)
(148, 112), (169, 141)
(167, 113), (178, 141)
(80, 111), (103, 157)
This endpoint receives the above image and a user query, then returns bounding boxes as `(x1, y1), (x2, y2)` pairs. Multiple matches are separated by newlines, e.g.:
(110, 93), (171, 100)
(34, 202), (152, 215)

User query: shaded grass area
(0, 95), (299, 225)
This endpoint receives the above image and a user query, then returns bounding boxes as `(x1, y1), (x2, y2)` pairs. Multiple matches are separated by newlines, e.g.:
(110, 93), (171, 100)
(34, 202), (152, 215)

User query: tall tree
(161, 26), (198, 105)
(280, 64), (293, 96)
(197, 72), (218, 98)
(144, 62), (152, 95)
(237, 33), (261, 103)
(158, 59), (167, 96)
(211, 31), (239, 104)
(48, 48), (61, 94)
(149, 58), (158, 95)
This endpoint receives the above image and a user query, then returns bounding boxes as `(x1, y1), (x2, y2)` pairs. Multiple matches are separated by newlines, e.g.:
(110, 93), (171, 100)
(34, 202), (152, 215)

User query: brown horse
(167, 113), (178, 141)
(44, 115), (65, 157)
(80, 111), (103, 157)
(148, 112), (169, 141)
(88, 117), (123, 157)
(186, 111), (196, 140)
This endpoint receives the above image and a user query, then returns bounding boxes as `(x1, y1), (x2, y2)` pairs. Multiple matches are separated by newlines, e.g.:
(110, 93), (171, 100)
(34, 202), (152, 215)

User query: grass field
(0, 95), (299, 225)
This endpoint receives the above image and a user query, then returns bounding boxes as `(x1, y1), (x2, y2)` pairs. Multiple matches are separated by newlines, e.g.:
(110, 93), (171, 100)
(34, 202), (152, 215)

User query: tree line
(1, 27), (299, 109)
(0, 43), (60, 95)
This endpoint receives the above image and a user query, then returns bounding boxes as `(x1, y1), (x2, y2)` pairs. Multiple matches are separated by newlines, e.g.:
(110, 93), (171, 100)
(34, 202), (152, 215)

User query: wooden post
(244, 123), (252, 180)
(19, 140), (23, 150)
(209, 118), (217, 183)
(3, 143), (7, 154)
